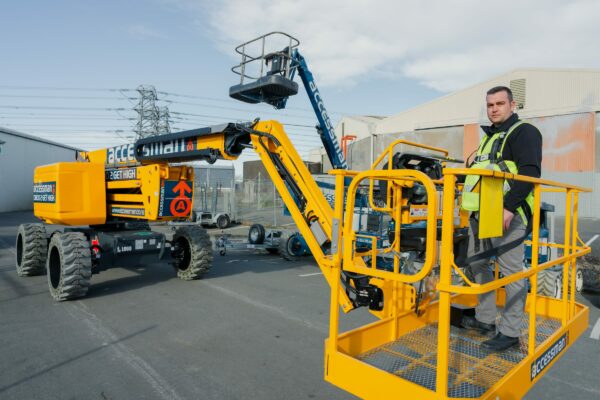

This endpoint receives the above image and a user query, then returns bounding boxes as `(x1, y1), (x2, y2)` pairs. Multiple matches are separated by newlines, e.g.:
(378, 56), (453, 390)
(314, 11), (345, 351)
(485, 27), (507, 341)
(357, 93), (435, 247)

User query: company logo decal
(111, 207), (145, 217)
(531, 333), (568, 381)
(33, 181), (56, 203)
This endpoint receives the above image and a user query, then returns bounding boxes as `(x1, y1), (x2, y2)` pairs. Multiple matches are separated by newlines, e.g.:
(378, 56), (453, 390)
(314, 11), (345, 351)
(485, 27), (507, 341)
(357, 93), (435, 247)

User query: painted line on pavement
(298, 272), (323, 277)
(67, 302), (185, 400)
(591, 317), (600, 340)
(585, 234), (599, 246)
(200, 280), (327, 333)
(544, 374), (600, 395)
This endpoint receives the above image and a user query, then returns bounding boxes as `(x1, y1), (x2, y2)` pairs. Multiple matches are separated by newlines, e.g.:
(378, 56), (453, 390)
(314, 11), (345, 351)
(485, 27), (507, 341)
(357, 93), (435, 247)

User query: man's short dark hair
(487, 86), (513, 102)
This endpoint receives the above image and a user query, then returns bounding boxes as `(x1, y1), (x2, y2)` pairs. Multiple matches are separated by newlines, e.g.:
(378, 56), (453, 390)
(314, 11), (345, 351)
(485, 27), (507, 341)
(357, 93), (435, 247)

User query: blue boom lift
(228, 32), (350, 259)
(230, 32), (347, 170)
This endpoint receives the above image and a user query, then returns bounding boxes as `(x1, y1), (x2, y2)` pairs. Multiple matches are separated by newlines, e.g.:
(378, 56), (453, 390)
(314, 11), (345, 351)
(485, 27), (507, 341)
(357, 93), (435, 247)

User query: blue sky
(0, 0), (440, 161)
(2, 0), (599, 165)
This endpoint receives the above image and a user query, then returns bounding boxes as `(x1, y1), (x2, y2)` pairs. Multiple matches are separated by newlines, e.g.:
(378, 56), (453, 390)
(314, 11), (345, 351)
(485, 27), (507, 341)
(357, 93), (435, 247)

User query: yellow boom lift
(17, 117), (591, 398)
(16, 32), (591, 399)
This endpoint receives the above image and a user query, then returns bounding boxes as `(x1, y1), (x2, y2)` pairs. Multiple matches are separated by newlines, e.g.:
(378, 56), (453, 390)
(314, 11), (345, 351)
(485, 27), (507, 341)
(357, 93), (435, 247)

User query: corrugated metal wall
(541, 172), (599, 219)
(0, 130), (78, 212)
(348, 126), (464, 171)
(348, 111), (599, 218)
(347, 136), (372, 171)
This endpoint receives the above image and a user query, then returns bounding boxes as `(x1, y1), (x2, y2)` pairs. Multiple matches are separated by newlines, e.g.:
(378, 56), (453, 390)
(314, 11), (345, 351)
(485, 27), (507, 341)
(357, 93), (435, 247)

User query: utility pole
(133, 85), (160, 140)
(157, 106), (172, 134)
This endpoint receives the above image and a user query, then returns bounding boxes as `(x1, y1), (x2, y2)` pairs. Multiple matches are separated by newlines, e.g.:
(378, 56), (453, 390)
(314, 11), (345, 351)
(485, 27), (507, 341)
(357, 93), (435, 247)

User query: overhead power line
(0, 94), (137, 101)
(0, 85), (348, 116)
(0, 105), (131, 111)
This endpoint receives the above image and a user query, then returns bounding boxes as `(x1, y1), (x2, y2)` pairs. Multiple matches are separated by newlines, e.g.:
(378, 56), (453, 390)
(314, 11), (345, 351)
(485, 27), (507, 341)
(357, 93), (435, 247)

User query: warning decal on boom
(158, 180), (193, 217)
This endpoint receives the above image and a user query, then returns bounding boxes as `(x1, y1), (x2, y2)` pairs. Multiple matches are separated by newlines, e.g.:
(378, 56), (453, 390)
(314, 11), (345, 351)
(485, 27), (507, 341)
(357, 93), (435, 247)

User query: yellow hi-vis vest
(461, 120), (534, 224)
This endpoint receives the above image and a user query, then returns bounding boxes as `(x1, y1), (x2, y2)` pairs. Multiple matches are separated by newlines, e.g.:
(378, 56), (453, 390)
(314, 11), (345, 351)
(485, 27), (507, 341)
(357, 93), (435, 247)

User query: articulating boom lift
(18, 116), (592, 398)
(230, 31), (347, 169)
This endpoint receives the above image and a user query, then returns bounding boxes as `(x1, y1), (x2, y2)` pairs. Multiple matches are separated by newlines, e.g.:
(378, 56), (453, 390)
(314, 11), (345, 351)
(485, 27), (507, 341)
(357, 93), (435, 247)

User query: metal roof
(0, 126), (82, 152)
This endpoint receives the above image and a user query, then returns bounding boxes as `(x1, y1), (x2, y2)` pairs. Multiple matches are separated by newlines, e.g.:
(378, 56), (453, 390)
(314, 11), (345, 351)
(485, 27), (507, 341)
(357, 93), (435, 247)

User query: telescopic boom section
(292, 50), (347, 170)
(133, 120), (355, 311)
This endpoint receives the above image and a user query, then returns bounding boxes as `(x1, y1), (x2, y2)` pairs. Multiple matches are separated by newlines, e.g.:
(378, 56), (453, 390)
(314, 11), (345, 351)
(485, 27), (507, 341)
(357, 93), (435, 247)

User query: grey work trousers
(467, 213), (527, 338)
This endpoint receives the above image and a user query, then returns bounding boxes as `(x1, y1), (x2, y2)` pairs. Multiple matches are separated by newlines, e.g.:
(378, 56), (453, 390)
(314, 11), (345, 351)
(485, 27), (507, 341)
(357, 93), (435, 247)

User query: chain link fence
(233, 177), (294, 227)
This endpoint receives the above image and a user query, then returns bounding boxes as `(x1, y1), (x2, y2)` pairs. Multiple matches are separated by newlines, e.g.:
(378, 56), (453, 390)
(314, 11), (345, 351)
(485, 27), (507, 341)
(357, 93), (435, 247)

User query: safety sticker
(158, 180), (193, 217)
(33, 181), (56, 203)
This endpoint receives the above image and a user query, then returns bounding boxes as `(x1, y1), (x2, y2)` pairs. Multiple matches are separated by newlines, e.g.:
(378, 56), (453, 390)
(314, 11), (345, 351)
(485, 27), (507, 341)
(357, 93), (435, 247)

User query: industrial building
(0, 127), (79, 213)
(333, 68), (600, 218)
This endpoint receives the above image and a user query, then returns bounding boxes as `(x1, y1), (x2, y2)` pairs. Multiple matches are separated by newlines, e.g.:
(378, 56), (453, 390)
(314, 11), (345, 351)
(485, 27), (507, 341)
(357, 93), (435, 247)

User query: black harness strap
(464, 208), (533, 265)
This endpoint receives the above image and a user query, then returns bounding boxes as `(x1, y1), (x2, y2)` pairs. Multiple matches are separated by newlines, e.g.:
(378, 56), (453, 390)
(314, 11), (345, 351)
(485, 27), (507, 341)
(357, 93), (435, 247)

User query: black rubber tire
(279, 231), (303, 261)
(15, 223), (47, 276)
(46, 232), (92, 301)
(537, 269), (559, 298)
(537, 268), (572, 299)
(172, 226), (212, 280)
(580, 255), (600, 291)
(575, 267), (583, 293)
(216, 214), (230, 230)
(248, 224), (265, 245)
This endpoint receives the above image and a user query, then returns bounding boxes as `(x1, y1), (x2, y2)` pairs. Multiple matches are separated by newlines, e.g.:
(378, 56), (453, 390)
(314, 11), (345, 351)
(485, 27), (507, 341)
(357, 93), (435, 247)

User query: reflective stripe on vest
(461, 120), (534, 224)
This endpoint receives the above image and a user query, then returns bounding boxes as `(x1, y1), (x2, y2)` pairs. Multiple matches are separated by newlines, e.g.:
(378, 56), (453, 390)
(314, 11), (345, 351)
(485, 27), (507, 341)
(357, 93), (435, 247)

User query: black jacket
(480, 113), (543, 214)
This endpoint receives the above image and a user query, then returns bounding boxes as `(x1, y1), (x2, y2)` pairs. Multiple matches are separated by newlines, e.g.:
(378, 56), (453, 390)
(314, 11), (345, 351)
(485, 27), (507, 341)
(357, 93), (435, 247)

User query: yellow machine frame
(322, 165), (590, 399)
(33, 119), (591, 398)
(188, 121), (590, 399)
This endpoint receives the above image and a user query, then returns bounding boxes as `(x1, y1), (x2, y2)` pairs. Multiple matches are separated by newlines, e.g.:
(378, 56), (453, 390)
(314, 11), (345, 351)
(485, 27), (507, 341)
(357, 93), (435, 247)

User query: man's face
(486, 91), (516, 125)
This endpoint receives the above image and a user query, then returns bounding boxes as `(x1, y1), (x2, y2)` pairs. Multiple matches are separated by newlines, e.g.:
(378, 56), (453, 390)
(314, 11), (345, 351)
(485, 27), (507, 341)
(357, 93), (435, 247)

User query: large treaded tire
(279, 231), (303, 262)
(47, 232), (92, 301)
(15, 223), (47, 276)
(172, 226), (213, 280)
(537, 269), (560, 298)
(248, 224), (265, 244)
(537, 268), (573, 299)
(216, 214), (230, 230)
(580, 255), (600, 291)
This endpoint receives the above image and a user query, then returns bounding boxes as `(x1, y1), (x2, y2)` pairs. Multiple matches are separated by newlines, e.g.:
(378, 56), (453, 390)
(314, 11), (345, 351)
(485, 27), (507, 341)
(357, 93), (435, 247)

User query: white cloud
(176, 0), (600, 92)
(128, 24), (167, 40)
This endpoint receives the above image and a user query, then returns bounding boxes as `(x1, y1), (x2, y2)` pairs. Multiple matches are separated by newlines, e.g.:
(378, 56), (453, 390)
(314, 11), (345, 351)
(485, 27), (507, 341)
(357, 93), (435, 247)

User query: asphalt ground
(1, 211), (599, 400)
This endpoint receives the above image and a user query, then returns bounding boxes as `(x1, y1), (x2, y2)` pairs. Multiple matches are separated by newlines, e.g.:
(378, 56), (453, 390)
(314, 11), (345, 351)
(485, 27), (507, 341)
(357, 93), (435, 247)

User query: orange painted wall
(463, 124), (481, 165)
(462, 113), (596, 172)
(532, 113), (595, 172)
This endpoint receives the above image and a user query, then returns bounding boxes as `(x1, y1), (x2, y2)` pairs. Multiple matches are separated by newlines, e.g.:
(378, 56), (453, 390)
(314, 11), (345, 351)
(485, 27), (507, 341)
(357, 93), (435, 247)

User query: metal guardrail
(231, 32), (299, 83)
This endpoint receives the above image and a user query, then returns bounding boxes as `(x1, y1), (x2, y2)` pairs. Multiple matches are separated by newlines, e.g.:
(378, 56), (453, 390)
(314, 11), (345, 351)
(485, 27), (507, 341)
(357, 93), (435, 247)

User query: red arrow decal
(173, 181), (192, 197)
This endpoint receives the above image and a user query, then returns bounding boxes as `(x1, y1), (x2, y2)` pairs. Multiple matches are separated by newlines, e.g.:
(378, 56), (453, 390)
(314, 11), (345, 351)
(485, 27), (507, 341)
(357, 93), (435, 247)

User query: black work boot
(481, 332), (519, 352)
(461, 316), (496, 335)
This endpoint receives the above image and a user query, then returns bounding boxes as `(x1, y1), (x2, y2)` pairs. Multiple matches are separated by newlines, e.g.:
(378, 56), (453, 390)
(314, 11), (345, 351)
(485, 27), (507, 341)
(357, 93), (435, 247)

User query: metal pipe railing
(435, 167), (591, 396)
(341, 169), (438, 284)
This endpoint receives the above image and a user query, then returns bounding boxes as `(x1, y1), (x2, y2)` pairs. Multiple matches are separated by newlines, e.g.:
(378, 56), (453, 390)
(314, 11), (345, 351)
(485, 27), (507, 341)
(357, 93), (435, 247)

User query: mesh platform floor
(357, 315), (561, 398)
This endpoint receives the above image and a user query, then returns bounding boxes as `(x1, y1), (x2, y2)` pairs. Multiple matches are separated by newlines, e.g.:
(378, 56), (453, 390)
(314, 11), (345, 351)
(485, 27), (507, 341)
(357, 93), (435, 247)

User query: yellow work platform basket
(322, 147), (590, 400)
